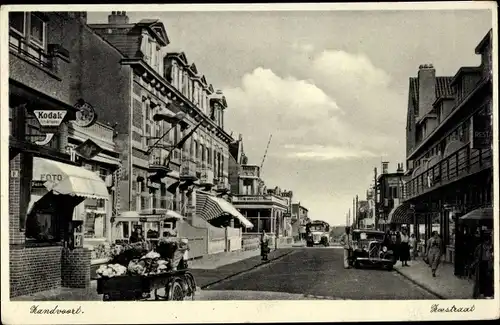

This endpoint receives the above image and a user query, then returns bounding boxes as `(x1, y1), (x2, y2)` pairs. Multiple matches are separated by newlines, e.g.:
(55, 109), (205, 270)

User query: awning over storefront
(197, 193), (253, 228)
(387, 202), (413, 224)
(113, 209), (186, 223)
(33, 157), (109, 200)
(460, 207), (493, 222)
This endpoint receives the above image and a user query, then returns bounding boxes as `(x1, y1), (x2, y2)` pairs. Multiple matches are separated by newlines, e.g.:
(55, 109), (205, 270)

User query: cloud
(284, 144), (377, 161)
(223, 49), (405, 166)
(292, 41), (315, 54)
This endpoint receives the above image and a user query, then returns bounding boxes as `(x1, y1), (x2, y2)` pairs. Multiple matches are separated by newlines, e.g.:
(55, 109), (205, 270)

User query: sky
(88, 8), (492, 226)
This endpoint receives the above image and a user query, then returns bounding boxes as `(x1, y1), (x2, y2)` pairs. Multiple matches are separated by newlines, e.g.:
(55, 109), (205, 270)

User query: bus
(306, 220), (330, 247)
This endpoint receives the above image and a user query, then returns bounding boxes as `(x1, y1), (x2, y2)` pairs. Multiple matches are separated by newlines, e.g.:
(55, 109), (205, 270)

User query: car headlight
(382, 246), (388, 252)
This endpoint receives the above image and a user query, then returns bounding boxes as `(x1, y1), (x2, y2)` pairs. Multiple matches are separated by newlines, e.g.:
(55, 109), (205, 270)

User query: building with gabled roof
(402, 29), (493, 277)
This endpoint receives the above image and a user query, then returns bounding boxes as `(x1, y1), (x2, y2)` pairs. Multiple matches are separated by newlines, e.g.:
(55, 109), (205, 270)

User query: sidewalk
(394, 258), (474, 299)
(11, 248), (295, 301)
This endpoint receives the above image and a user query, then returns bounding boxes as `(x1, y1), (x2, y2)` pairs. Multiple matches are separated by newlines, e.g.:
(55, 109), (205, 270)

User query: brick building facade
(88, 12), (248, 239)
(8, 12), (113, 297)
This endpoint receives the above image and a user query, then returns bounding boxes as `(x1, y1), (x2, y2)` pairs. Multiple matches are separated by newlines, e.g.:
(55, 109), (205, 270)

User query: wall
(10, 246), (63, 297)
(226, 226), (242, 251)
(69, 21), (132, 135)
(9, 13), (72, 105)
(177, 222), (208, 259)
(242, 236), (260, 251)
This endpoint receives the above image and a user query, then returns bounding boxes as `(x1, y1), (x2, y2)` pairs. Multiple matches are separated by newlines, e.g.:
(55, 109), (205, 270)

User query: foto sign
(34, 110), (67, 127)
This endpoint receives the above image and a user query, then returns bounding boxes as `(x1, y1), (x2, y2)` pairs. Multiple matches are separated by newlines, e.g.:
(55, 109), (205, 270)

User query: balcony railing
(199, 168), (215, 186)
(180, 156), (197, 179)
(149, 148), (169, 172)
(9, 33), (53, 70)
(241, 165), (260, 178)
(405, 144), (492, 200)
(232, 194), (288, 206)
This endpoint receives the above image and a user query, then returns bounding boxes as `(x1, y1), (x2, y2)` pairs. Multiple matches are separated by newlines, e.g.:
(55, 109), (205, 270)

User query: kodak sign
(33, 110), (67, 127)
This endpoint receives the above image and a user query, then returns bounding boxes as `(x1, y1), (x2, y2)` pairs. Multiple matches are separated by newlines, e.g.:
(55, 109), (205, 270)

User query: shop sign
(75, 139), (103, 160)
(31, 180), (46, 188)
(74, 99), (97, 128)
(471, 110), (492, 149)
(39, 174), (64, 182)
(33, 110), (67, 127)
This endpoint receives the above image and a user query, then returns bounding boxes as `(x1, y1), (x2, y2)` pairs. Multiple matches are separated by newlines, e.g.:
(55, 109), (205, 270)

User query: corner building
(89, 12), (234, 238)
(403, 30), (493, 277)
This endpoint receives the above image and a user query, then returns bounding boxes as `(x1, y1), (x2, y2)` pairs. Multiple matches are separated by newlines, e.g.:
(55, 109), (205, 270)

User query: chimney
(108, 11), (129, 24)
(417, 64), (436, 120)
(382, 162), (389, 174)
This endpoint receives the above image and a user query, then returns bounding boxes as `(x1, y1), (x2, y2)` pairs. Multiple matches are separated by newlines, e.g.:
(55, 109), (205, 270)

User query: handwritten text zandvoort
(30, 305), (83, 315)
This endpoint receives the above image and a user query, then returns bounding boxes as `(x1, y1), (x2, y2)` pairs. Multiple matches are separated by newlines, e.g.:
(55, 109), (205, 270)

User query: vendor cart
(97, 267), (196, 301)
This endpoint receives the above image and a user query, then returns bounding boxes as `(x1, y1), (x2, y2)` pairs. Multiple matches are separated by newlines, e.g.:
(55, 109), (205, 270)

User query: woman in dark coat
(129, 227), (145, 244)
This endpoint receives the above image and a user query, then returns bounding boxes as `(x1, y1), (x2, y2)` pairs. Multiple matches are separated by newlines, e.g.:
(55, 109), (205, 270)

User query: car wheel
(354, 260), (361, 269)
(386, 264), (393, 271)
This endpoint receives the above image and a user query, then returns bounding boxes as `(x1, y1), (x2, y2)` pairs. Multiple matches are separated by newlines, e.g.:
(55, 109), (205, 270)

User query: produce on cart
(96, 238), (196, 301)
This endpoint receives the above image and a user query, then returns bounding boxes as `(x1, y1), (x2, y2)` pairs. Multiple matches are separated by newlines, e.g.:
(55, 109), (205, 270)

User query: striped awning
(196, 193), (253, 228)
(388, 202), (414, 224)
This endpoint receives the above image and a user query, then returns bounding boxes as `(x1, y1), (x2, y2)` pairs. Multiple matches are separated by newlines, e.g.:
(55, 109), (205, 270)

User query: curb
(393, 268), (445, 299)
(200, 250), (295, 290)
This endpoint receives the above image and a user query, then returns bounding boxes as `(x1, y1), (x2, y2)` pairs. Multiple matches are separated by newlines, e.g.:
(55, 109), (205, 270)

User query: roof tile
(435, 76), (454, 98)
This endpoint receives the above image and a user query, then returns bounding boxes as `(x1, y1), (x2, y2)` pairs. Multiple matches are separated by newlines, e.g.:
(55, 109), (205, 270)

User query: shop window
(9, 12), (50, 69)
(122, 222), (129, 238)
(25, 194), (61, 243)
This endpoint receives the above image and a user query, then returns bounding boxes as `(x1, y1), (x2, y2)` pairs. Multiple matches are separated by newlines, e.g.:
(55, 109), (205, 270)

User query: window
(140, 196), (148, 210)
(25, 117), (59, 150)
(152, 193), (158, 209)
(98, 168), (107, 181)
(122, 222), (130, 239)
(29, 13), (45, 48)
(9, 12), (49, 69)
(9, 12), (25, 35)
(25, 211), (61, 243)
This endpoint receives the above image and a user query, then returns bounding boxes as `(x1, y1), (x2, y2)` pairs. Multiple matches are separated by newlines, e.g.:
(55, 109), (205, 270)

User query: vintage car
(348, 229), (396, 271)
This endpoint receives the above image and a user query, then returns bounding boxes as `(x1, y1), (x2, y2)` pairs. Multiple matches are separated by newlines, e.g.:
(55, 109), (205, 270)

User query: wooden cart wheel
(183, 273), (196, 301)
(170, 281), (185, 301)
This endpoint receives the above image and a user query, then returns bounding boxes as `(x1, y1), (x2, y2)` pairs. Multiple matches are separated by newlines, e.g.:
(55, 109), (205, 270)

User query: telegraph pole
(356, 195), (359, 228)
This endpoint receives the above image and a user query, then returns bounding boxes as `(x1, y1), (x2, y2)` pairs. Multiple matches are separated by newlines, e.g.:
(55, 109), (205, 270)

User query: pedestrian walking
(426, 231), (442, 277)
(409, 234), (417, 260)
(260, 231), (270, 261)
(390, 229), (401, 262)
(400, 228), (410, 266)
(340, 226), (353, 269)
(472, 230), (494, 299)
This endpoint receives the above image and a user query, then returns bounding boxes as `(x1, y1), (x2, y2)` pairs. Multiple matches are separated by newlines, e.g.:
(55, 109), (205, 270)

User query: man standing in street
(340, 226), (353, 268)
